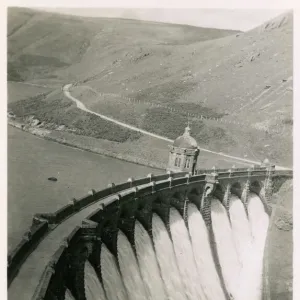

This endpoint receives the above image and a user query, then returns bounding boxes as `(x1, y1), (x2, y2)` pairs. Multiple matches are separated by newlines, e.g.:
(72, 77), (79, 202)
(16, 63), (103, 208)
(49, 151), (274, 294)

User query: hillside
(7, 82), (53, 104)
(7, 7), (238, 82)
(7, 8), (293, 167)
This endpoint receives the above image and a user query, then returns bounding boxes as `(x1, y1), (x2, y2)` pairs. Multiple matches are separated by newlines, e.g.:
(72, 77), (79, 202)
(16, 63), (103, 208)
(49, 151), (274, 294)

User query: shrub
(8, 91), (142, 143)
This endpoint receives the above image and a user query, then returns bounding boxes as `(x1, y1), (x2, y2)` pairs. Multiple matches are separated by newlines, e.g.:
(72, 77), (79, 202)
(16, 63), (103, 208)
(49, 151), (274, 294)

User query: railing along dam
(8, 166), (293, 300)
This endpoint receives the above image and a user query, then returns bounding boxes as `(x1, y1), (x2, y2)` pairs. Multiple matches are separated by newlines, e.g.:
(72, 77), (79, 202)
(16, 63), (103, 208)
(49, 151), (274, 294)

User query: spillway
(229, 195), (253, 268)
(235, 193), (270, 300)
(78, 194), (270, 300)
(100, 243), (128, 300)
(187, 204), (226, 300)
(152, 213), (187, 300)
(84, 261), (107, 300)
(211, 197), (241, 299)
(134, 220), (167, 300)
(117, 231), (148, 300)
(169, 207), (206, 300)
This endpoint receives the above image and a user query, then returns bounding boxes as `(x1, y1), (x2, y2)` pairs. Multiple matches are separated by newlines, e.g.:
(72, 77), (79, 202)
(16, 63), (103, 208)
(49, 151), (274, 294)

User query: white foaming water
(117, 231), (149, 300)
(169, 207), (207, 300)
(100, 243), (128, 300)
(236, 193), (270, 300)
(187, 204), (226, 300)
(84, 261), (107, 300)
(229, 195), (253, 268)
(65, 289), (75, 300)
(248, 193), (269, 242)
(134, 221), (168, 300)
(152, 213), (188, 300)
(82, 194), (269, 300)
(211, 198), (241, 299)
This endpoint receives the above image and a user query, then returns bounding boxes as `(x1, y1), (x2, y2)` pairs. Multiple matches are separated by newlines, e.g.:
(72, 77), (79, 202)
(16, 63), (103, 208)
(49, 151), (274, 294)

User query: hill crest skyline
(35, 7), (288, 31)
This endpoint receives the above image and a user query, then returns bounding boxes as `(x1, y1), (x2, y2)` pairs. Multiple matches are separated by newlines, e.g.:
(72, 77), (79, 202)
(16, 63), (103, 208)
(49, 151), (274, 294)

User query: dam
(7, 127), (293, 300)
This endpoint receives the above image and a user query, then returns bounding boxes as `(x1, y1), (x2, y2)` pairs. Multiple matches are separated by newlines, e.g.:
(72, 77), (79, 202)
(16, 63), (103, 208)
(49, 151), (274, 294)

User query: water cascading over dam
(8, 166), (292, 300)
(78, 194), (269, 300)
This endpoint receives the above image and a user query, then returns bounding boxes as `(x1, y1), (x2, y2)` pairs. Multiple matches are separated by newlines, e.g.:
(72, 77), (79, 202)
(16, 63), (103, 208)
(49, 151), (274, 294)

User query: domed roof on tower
(173, 125), (198, 149)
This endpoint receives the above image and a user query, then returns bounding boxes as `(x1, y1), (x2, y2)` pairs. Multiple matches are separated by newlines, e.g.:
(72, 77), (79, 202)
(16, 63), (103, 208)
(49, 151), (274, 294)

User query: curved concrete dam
(8, 167), (292, 300)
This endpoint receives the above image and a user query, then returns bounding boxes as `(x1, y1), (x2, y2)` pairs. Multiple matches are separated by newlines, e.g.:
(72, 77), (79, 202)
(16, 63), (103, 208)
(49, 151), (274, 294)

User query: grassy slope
(7, 82), (53, 104)
(70, 12), (292, 166)
(7, 7), (237, 83)
(7, 8), (292, 166)
(9, 90), (141, 143)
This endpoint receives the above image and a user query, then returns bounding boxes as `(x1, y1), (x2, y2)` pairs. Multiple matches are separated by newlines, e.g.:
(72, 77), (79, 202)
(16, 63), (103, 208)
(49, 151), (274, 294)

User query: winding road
(63, 84), (290, 170)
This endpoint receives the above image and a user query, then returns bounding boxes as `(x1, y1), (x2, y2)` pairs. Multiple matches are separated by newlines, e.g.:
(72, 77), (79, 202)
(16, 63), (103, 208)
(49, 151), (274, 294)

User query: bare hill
(7, 8), (292, 167)
(7, 7), (238, 82)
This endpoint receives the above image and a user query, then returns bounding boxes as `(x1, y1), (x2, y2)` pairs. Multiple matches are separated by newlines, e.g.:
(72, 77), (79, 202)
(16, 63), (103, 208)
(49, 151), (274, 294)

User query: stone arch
(118, 197), (138, 253)
(212, 183), (226, 202)
(119, 198), (138, 219)
(172, 191), (184, 199)
(212, 182), (232, 212)
(189, 187), (201, 195)
(152, 194), (172, 237)
(230, 182), (242, 198)
(249, 180), (263, 196)
(100, 219), (119, 258)
(135, 194), (155, 238)
(248, 180), (271, 215)
(187, 186), (204, 211)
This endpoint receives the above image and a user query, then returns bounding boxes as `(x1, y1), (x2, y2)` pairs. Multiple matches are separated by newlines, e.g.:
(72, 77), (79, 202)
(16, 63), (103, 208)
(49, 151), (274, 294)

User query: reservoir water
(7, 126), (159, 251)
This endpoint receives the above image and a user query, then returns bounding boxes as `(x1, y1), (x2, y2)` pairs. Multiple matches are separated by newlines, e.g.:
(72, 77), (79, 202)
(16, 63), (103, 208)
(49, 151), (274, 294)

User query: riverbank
(9, 115), (257, 171)
(8, 113), (258, 170)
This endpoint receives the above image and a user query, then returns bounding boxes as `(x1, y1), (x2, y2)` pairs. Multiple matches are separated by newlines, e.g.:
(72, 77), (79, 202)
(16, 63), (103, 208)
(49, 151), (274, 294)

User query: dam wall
(7, 166), (293, 300)
(7, 171), (187, 286)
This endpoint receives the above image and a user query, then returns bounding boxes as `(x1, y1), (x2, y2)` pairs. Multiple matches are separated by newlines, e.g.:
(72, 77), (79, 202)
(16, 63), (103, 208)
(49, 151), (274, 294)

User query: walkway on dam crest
(63, 84), (290, 171)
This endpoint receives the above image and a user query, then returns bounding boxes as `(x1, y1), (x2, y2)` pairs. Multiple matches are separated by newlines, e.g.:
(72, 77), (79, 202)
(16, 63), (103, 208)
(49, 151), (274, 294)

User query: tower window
(175, 156), (181, 167)
(185, 158), (190, 169)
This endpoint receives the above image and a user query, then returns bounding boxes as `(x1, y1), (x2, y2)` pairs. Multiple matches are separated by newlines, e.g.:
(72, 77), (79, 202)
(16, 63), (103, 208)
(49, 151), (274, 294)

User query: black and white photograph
(5, 3), (294, 300)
